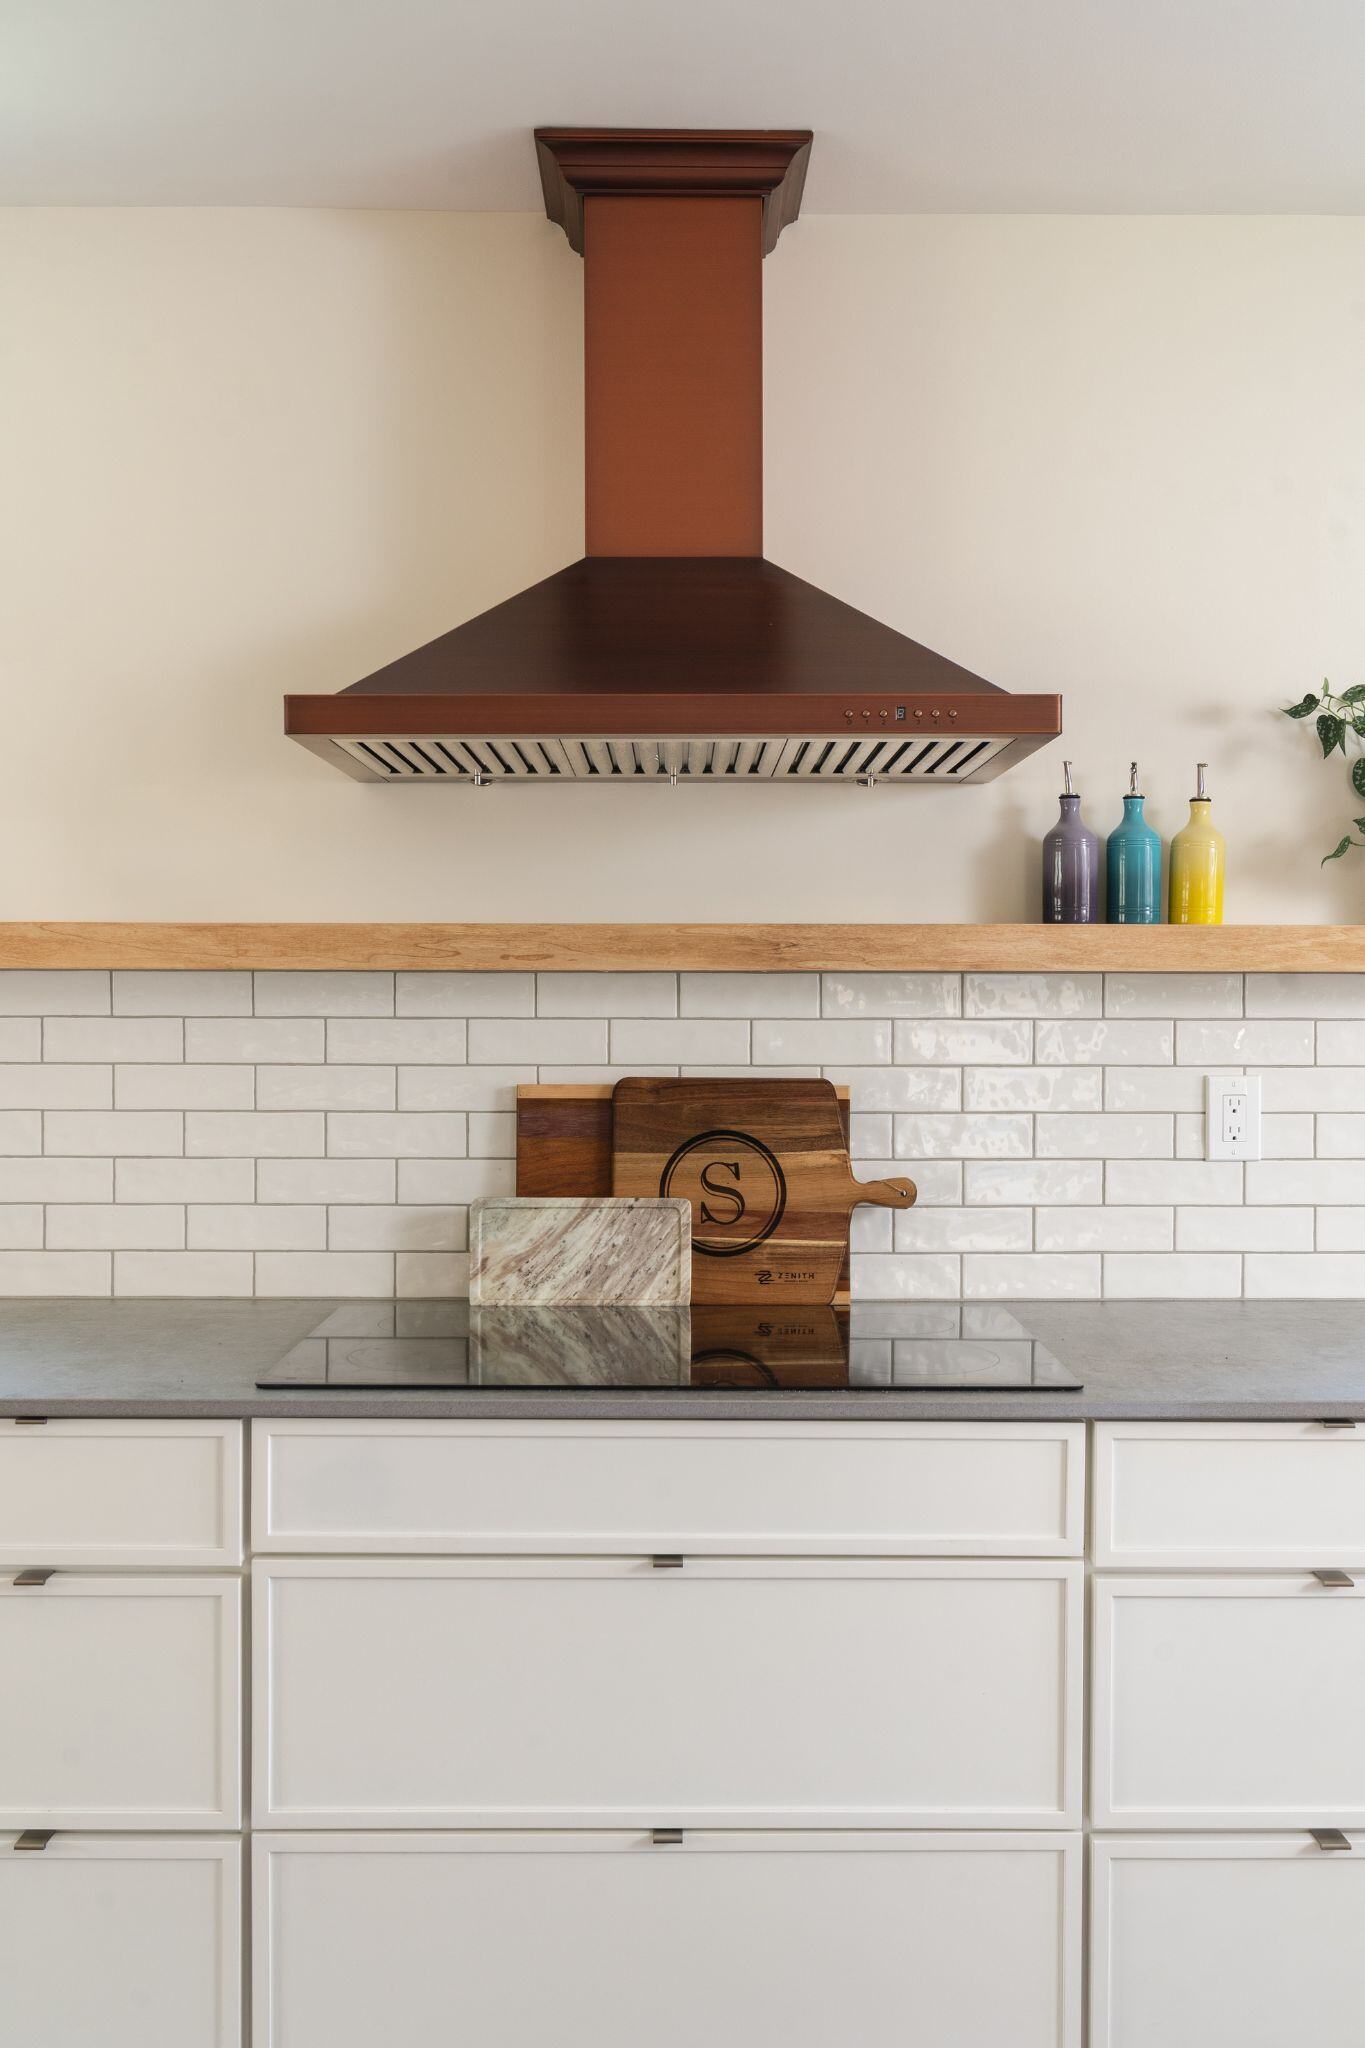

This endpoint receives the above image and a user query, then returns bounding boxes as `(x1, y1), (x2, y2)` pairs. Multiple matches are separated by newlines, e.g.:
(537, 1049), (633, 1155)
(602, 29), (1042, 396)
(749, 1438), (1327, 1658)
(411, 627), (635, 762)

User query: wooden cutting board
(515, 1082), (860, 1299)
(611, 1077), (916, 1304)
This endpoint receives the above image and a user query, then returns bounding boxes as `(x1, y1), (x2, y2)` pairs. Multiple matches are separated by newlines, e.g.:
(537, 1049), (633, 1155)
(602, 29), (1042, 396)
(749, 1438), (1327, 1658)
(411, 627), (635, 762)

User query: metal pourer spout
(1194, 762), (1208, 801)
(1129, 761), (1140, 796)
(1062, 760), (1075, 798)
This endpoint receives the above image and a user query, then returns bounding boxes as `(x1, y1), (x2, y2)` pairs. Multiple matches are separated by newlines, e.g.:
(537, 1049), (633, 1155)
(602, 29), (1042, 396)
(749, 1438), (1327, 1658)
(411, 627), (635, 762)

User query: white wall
(3, 208), (1364, 922)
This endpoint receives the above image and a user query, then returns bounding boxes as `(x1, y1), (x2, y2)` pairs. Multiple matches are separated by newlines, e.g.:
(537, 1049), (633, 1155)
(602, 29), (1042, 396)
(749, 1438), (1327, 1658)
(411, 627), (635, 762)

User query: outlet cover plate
(1205, 1073), (1262, 1161)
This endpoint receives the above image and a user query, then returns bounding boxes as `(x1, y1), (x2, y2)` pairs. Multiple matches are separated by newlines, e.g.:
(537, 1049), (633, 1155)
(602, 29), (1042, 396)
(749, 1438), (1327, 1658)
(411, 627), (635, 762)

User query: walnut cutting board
(515, 1082), (861, 1299)
(611, 1077), (916, 1305)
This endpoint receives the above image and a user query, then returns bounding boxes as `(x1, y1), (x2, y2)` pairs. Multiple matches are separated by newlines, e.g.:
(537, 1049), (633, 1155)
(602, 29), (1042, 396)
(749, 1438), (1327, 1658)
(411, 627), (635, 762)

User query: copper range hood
(285, 129), (1062, 786)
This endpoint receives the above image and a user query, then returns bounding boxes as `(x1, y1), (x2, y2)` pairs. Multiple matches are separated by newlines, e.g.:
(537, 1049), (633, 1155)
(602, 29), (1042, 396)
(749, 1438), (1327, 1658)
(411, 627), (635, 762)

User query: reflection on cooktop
(257, 1302), (1082, 1392)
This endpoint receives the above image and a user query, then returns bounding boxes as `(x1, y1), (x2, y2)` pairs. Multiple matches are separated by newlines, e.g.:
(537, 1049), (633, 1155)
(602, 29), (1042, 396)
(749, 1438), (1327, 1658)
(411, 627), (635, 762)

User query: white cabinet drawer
(255, 1831), (1081, 2048)
(0, 1835), (241, 2048)
(1092, 1834), (1365, 2048)
(1093, 1574), (1365, 1829)
(255, 1556), (1082, 1829)
(0, 1576), (241, 1830)
(1094, 1421), (1365, 1567)
(253, 1418), (1084, 1555)
(0, 1419), (242, 1569)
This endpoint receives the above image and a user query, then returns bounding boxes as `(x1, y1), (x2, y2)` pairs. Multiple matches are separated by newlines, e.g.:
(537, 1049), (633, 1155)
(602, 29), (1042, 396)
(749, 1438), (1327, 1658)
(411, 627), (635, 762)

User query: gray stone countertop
(0, 1297), (1363, 1420)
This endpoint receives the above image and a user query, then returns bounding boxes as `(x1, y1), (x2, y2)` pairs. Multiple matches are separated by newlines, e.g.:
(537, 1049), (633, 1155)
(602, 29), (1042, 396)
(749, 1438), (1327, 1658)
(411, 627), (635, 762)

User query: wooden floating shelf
(0, 924), (1362, 973)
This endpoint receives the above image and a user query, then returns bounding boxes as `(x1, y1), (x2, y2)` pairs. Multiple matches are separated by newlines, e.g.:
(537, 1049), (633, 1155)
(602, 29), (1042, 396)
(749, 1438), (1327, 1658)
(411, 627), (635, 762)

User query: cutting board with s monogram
(611, 1077), (916, 1304)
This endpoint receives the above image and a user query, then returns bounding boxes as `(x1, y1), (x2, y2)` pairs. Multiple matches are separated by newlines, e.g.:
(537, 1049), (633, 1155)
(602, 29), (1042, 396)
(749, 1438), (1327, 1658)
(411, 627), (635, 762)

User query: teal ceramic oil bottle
(1106, 762), (1162, 923)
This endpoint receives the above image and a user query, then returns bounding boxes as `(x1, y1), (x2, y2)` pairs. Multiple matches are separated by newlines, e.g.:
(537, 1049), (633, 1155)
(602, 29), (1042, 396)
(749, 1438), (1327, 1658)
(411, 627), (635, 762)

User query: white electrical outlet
(1205, 1074), (1262, 1160)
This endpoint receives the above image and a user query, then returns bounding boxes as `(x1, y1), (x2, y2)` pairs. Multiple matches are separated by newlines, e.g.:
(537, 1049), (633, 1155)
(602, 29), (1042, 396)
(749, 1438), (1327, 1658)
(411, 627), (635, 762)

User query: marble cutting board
(468, 1195), (692, 1306)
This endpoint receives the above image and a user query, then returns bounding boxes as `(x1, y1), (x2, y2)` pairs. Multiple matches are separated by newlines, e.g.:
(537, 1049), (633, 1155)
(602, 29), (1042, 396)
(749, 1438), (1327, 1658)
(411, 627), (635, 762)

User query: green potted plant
(1283, 682), (1365, 861)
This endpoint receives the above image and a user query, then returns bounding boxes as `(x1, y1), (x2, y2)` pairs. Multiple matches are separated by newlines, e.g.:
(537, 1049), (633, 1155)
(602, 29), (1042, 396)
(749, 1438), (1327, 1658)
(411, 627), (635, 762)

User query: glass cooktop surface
(256, 1302), (1081, 1392)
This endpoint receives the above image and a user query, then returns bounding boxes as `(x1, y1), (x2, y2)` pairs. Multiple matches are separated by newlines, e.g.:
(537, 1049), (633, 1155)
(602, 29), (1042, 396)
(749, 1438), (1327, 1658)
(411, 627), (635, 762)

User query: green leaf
(1341, 685), (1365, 704)
(1355, 818), (1365, 834)
(1283, 692), (1320, 718)
(1323, 837), (1355, 863)
(1353, 758), (1365, 799)
(1317, 713), (1346, 756)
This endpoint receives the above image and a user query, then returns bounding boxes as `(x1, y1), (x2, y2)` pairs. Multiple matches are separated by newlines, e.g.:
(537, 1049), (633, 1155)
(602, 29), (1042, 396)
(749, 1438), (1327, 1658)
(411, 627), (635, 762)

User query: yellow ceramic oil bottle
(1168, 763), (1225, 924)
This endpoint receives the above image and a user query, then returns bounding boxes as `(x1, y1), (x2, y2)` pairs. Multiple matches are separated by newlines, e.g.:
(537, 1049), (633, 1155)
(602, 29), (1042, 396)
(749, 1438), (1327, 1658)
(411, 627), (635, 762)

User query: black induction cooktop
(256, 1302), (1081, 1393)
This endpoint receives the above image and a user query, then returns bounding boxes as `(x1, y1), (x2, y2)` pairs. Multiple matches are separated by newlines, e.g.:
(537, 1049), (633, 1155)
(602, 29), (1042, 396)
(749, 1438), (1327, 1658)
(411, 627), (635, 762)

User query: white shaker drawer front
(252, 1419), (1084, 1555)
(255, 1831), (1081, 2048)
(255, 1557), (1082, 1829)
(0, 1419), (243, 1569)
(0, 1576), (241, 1830)
(1094, 1421), (1365, 1568)
(1093, 1574), (1365, 1829)
(0, 1835), (241, 2048)
(1091, 1834), (1365, 2048)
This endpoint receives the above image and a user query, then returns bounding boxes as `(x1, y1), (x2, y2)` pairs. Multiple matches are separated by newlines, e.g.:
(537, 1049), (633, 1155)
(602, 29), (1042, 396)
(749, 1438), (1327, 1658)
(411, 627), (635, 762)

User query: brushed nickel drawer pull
(1311, 1829), (1352, 1852)
(651, 1829), (684, 1846)
(1320, 1419), (1356, 1430)
(13, 1569), (55, 1587)
(650, 1555), (684, 1570)
(14, 1831), (54, 1852)
(1313, 1569), (1355, 1588)
(12, 1416), (48, 1426)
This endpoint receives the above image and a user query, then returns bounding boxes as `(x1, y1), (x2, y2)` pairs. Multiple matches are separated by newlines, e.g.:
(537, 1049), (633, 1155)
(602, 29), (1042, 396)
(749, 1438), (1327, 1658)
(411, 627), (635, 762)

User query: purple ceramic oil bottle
(1042, 761), (1101, 923)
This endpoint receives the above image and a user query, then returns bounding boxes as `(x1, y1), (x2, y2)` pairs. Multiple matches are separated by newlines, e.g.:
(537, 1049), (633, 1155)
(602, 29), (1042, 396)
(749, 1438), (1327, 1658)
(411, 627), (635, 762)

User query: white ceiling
(5, 0), (1365, 213)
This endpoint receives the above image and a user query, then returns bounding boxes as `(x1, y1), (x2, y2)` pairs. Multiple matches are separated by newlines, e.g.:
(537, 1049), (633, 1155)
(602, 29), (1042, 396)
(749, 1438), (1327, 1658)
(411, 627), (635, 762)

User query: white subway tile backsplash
(117, 1158), (253, 1204)
(397, 1252), (471, 1299)
(1036, 1207), (1174, 1251)
(255, 1252), (394, 1297)
(0, 1020), (42, 1061)
(683, 973), (820, 1017)
(1036, 1113), (1173, 1158)
(116, 1064), (252, 1109)
(328, 1018), (467, 1065)
(113, 1250), (251, 1296)
(1176, 1019), (1314, 1065)
(328, 1113), (465, 1159)
(46, 1110), (180, 1156)
(256, 972), (394, 1016)
(257, 1065), (395, 1111)
(397, 1065), (536, 1112)
(1176, 1207), (1314, 1251)
(328, 1206), (466, 1253)
(186, 1017), (325, 1064)
(468, 1018), (606, 1064)
(0, 972), (108, 1015)
(894, 1019), (1031, 1065)
(964, 973), (1101, 1018)
(964, 1159), (1103, 1205)
(821, 973), (959, 1018)
(1036, 1019), (1172, 1064)
(0, 965), (1358, 1299)
(1107, 1160), (1243, 1204)
(1317, 1022), (1365, 1064)
(48, 1204), (185, 1250)
(257, 1159), (394, 1204)
(1105, 973), (1242, 1017)
(0, 1249), (110, 1294)
(46, 1017), (182, 1063)
(0, 1065), (111, 1108)
(1244, 1254), (1365, 1298)
(963, 1253), (1101, 1299)
(614, 1020), (751, 1064)
(1103, 1252), (1243, 1297)
(187, 1205), (325, 1251)
(1246, 974), (1365, 1017)
(186, 1111), (322, 1157)
(113, 971), (250, 1015)
(893, 1114), (1031, 1159)
(397, 973), (532, 1017)
(542, 972), (677, 1016)
(964, 1066), (1102, 1112)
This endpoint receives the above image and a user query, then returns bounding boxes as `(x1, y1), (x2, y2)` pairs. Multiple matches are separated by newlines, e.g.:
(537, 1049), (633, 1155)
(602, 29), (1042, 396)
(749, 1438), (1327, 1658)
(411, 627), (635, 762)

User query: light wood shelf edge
(0, 924), (1362, 972)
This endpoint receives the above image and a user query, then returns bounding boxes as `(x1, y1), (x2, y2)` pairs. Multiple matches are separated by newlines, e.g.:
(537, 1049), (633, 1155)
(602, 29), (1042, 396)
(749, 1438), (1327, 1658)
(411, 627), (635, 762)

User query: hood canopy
(285, 128), (1060, 786)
